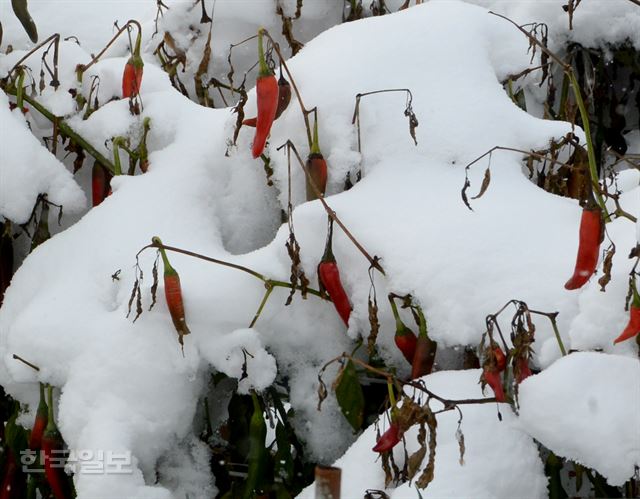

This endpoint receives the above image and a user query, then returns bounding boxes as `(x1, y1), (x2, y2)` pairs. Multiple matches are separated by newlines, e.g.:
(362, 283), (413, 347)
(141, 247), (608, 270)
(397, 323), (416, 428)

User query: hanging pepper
(514, 357), (532, 384)
(564, 206), (603, 290)
(242, 392), (267, 499)
(481, 345), (506, 402)
(388, 295), (417, 364)
(152, 237), (191, 346)
(28, 383), (48, 451)
(243, 65), (291, 128)
(482, 368), (505, 402)
(317, 218), (352, 326)
(410, 305), (437, 379)
(372, 422), (401, 453)
(42, 386), (70, 499)
(614, 280), (640, 344)
(305, 116), (328, 201)
(493, 344), (507, 372)
(251, 29), (278, 159)
(91, 162), (113, 207)
(122, 29), (144, 98)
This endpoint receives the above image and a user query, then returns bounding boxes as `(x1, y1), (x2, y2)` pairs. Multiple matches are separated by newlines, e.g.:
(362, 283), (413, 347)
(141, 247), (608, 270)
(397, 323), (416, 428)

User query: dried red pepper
(317, 219), (351, 326)
(410, 306), (437, 379)
(614, 281), (640, 344)
(243, 66), (291, 128)
(372, 422), (401, 453)
(91, 162), (112, 207)
(42, 386), (70, 499)
(481, 344), (506, 402)
(251, 29), (278, 159)
(514, 357), (532, 384)
(388, 295), (417, 364)
(153, 237), (191, 346)
(305, 117), (328, 201)
(122, 30), (143, 98)
(482, 368), (506, 402)
(564, 206), (603, 290)
(28, 383), (48, 451)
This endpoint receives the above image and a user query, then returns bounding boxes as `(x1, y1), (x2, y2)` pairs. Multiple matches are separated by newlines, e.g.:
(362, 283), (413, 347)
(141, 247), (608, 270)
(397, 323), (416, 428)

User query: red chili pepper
(251, 29), (278, 159)
(122, 31), (143, 99)
(317, 219), (351, 326)
(482, 368), (506, 402)
(515, 357), (532, 384)
(372, 422), (402, 453)
(91, 162), (112, 207)
(242, 117), (258, 127)
(243, 67), (291, 128)
(614, 282), (640, 344)
(306, 117), (328, 201)
(493, 345), (507, 372)
(388, 295), (417, 364)
(564, 206), (603, 290)
(410, 306), (437, 379)
(29, 383), (48, 451)
(153, 237), (191, 345)
(0, 451), (20, 499)
(42, 386), (70, 499)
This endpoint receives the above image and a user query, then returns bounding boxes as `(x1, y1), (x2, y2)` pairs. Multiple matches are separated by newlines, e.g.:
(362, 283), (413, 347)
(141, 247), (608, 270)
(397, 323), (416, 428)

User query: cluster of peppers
(481, 343), (532, 403)
(91, 29), (145, 208)
(245, 29), (328, 202)
(1, 384), (72, 499)
(388, 296), (437, 380)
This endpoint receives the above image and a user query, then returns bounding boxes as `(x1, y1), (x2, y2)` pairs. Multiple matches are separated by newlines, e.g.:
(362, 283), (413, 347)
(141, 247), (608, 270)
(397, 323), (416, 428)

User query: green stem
(388, 295), (405, 332)
(414, 305), (428, 339)
(151, 236), (174, 272)
(112, 138), (124, 176)
(257, 28), (271, 77)
(568, 71), (609, 221)
(249, 284), (274, 328)
(4, 88), (116, 174)
(550, 317), (567, 356)
(45, 384), (56, 432)
(311, 113), (321, 154)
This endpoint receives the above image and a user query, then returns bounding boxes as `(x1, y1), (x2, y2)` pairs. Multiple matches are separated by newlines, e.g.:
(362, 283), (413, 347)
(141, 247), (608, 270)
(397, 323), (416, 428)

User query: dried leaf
(456, 426), (465, 465)
(126, 278), (139, 319)
(149, 252), (159, 311)
(597, 244), (615, 292)
(407, 424), (427, 480)
(367, 291), (380, 358)
(416, 407), (437, 489)
(404, 105), (419, 146)
(317, 375), (328, 411)
(471, 166), (491, 200)
(461, 177), (473, 211)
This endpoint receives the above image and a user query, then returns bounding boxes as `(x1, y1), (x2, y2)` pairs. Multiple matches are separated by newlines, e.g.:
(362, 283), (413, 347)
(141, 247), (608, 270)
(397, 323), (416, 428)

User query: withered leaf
(597, 244), (615, 292)
(471, 166), (491, 200)
(461, 177), (473, 211)
(149, 252), (159, 311)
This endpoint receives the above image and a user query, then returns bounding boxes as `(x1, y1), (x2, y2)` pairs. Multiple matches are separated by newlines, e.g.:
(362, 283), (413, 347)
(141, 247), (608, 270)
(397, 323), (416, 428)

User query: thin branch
(277, 140), (386, 275)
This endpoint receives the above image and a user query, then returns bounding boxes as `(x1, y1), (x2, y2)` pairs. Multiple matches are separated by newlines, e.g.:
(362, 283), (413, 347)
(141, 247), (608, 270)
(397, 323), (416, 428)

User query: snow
(0, 0), (638, 497)
(0, 91), (86, 223)
(519, 352), (640, 486)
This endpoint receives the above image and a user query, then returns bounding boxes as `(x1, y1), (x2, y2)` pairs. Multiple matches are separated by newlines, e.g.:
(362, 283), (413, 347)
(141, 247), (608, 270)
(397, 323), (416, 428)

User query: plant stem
(249, 283), (274, 328)
(3, 88), (116, 174)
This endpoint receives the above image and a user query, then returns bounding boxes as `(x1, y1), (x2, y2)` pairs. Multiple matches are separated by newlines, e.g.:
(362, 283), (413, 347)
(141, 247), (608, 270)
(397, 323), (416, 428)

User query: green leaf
(334, 360), (365, 431)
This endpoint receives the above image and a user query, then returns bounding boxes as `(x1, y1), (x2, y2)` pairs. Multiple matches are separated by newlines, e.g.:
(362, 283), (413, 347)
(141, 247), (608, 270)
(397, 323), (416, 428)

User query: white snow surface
(519, 352), (640, 486)
(0, 0), (638, 497)
(0, 91), (86, 223)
